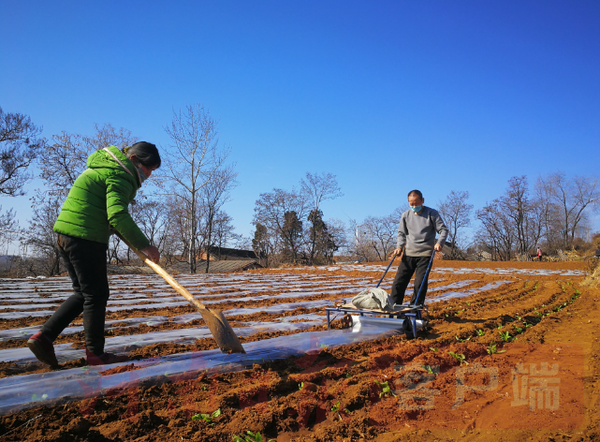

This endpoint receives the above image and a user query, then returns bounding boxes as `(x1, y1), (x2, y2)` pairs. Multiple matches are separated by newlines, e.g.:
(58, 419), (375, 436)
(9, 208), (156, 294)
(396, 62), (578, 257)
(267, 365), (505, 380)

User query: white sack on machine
(351, 288), (393, 311)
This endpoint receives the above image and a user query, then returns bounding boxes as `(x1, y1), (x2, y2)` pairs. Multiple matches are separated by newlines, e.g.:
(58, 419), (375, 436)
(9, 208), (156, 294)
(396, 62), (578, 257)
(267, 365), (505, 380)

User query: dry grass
(582, 257), (600, 287)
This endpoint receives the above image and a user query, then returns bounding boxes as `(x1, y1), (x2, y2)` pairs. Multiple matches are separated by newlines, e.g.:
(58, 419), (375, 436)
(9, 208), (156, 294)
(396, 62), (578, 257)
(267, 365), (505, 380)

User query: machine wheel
(403, 319), (415, 339)
(341, 314), (353, 329)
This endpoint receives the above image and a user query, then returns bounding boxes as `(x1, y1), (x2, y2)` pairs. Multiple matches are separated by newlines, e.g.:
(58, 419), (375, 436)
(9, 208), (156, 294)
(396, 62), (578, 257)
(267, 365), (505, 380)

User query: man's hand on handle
(142, 245), (160, 264)
(389, 244), (441, 259)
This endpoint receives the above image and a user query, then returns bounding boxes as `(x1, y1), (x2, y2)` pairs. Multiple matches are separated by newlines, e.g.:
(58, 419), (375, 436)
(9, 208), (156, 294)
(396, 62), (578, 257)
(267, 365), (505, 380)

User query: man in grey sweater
(389, 190), (449, 307)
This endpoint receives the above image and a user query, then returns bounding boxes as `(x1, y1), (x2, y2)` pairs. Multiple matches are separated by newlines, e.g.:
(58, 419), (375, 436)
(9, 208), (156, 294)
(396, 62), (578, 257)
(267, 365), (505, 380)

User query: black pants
(390, 255), (432, 306)
(41, 234), (109, 355)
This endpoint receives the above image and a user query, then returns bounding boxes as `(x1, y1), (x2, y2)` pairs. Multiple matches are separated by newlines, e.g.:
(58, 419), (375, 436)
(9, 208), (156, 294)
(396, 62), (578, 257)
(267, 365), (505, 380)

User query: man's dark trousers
(41, 234), (109, 355)
(390, 254), (432, 306)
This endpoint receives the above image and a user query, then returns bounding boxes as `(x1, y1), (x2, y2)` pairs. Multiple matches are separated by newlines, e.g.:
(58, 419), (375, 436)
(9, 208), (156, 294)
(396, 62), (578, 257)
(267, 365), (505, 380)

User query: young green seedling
(192, 408), (221, 425)
(374, 380), (396, 398)
(232, 431), (276, 442)
(422, 365), (436, 376)
(499, 330), (511, 342)
(476, 329), (485, 336)
(486, 342), (506, 355)
(448, 351), (469, 366)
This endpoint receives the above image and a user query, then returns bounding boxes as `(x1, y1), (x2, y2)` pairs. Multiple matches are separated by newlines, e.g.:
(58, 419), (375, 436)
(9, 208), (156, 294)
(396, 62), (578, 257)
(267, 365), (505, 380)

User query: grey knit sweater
(396, 206), (449, 257)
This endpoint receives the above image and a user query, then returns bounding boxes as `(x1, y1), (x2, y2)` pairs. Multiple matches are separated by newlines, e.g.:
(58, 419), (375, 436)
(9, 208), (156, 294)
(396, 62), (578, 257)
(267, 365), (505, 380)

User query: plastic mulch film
(0, 282), (510, 364)
(0, 316), (171, 342)
(0, 300), (335, 343)
(428, 281), (512, 302)
(434, 267), (585, 276)
(281, 264), (586, 277)
(0, 311), (55, 319)
(0, 327), (398, 416)
(0, 274), (373, 309)
(0, 281), (489, 344)
(0, 319), (326, 364)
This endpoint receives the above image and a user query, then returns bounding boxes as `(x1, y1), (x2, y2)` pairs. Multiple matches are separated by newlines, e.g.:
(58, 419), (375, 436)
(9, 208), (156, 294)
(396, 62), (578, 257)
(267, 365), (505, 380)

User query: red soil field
(0, 259), (598, 441)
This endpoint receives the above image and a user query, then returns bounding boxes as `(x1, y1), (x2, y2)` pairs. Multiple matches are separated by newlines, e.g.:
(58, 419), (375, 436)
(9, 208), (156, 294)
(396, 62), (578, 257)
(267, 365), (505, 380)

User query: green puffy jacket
(53, 145), (150, 250)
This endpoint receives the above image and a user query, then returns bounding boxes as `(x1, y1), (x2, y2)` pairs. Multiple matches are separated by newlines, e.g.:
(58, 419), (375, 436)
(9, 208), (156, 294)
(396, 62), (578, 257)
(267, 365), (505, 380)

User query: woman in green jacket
(27, 141), (161, 367)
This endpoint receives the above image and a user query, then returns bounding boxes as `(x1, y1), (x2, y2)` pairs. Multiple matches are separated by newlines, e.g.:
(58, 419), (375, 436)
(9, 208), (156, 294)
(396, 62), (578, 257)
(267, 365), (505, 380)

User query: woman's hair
(123, 142), (161, 168)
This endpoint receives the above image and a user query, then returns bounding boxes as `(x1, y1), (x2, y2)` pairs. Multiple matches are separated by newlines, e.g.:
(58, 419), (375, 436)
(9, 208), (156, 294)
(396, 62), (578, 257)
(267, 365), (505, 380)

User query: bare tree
(350, 219), (382, 262)
(160, 197), (189, 265)
(26, 196), (63, 275)
(502, 176), (535, 256)
(162, 104), (230, 273)
(233, 234), (252, 251)
(0, 207), (19, 256)
(127, 194), (170, 264)
(88, 123), (136, 152)
(390, 205), (409, 224)
(538, 172), (600, 249)
(132, 197), (169, 249)
(300, 172), (343, 211)
(476, 200), (515, 261)
(533, 178), (560, 252)
(349, 206), (407, 263)
(210, 210), (242, 260)
(39, 132), (91, 198)
(438, 190), (473, 259)
(0, 107), (46, 197)
(300, 172), (343, 264)
(38, 124), (136, 199)
(324, 218), (347, 262)
(361, 215), (396, 261)
(198, 166), (237, 272)
(253, 188), (308, 264)
(475, 176), (550, 261)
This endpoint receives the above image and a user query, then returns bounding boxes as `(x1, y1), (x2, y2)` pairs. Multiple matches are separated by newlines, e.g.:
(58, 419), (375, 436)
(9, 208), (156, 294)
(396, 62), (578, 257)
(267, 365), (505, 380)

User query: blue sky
(1, 0), (599, 247)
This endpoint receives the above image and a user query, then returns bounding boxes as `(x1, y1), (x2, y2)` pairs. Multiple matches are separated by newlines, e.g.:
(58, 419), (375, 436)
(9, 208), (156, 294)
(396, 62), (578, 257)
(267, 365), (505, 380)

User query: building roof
(196, 260), (263, 273)
(107, 260), (263, 275)
(206, 246), (258, 260)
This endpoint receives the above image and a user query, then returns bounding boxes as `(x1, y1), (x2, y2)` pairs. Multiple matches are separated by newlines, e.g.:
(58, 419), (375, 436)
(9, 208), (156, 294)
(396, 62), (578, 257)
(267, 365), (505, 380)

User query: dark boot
(27, 331), (59, 367)
(86, 348), (129, 366)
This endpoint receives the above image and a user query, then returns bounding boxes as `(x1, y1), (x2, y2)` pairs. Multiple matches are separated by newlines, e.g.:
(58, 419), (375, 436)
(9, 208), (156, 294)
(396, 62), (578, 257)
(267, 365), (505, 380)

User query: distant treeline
(1, 105), (599, 277)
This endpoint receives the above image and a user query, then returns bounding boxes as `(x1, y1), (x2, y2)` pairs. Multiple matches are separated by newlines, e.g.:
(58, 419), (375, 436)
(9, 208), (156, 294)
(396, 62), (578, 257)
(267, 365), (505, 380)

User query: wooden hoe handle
(127, 245), (209, 312)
